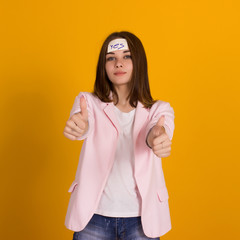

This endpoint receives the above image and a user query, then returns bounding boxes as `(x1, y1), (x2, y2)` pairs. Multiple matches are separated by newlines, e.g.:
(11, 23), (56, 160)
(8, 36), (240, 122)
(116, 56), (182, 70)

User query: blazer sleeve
(145, 100), (175, 141)
(69, 92), (94, 140)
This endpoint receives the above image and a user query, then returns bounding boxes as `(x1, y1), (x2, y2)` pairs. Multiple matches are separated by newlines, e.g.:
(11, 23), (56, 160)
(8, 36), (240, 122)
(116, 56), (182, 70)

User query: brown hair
(93, 31), (156, 108)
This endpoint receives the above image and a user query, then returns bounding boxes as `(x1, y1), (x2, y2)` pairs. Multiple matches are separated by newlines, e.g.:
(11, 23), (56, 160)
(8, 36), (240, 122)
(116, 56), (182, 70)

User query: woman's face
(105, 49), (133, 88)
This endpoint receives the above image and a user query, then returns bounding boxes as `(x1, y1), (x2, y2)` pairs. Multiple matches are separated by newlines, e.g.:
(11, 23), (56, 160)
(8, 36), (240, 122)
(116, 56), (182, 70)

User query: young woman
(63, 31), (175, 240)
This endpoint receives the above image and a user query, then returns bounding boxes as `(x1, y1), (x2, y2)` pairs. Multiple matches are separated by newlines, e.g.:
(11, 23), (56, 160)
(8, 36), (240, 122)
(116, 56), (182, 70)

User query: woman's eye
(124, 55), (132, 59)
(106, 57), (115, 61)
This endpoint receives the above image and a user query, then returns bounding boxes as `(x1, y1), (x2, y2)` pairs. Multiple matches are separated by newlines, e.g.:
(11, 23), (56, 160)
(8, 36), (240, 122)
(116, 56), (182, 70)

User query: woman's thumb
(80, 96), (88, 120)
(153, 116), (165, 137)
(156, 115), (165, 127)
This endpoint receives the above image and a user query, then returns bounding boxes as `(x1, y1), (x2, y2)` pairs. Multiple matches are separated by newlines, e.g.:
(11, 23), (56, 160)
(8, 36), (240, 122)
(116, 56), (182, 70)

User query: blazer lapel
(102, 102), (120, 134)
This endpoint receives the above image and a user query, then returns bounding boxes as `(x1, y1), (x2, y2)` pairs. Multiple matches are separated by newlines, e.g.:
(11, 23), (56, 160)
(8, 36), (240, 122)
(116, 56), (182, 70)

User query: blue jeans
(73, 214), (160, 240)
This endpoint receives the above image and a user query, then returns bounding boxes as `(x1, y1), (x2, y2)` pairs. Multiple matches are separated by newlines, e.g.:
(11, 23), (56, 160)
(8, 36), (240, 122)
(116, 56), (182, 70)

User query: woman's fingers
(152, 139), (172, 152)
(152, 133), (168, 146)
(63, 110), (89, 140)
(152, 134), (172, 158)
(64, 125), (84, 137)
(66, 119), (84, 133)
(155, 152), (171, 158)
(154, 146), (171, 158)
(63, 131), (77, 141)
(155, 146), (171, 155)
(71, 114), (88, 130)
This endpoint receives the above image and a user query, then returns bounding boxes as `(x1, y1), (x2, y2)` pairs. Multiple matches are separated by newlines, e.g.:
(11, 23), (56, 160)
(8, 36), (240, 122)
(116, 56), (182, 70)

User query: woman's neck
(113, 85), (135, 112)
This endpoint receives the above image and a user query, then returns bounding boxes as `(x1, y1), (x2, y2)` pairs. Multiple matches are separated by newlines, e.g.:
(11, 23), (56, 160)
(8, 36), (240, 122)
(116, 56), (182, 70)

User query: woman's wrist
(146, 127), (153, 149)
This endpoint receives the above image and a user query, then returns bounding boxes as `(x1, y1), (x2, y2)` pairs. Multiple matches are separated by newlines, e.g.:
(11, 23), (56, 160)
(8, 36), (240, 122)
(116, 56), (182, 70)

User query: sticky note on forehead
(107, 38), (129, 53)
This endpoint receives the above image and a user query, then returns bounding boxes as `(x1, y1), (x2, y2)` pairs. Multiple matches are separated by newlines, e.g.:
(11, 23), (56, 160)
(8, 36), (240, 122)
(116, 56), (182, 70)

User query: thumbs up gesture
(63, 96), (89, 140)
(146, 116), (172, 158)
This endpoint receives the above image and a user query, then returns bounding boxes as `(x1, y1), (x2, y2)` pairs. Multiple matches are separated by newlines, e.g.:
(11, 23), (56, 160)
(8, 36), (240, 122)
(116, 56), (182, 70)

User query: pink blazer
(64, 92), (175, 238)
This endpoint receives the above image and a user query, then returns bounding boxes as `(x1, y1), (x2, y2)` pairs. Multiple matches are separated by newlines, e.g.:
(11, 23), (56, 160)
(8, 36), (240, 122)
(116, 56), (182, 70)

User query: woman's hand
(146, 116), (172, 158)
(63, 96), (89, 140)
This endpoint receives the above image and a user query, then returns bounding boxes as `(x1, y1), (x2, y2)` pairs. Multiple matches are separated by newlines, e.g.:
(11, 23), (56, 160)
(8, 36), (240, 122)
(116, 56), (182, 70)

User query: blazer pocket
(157, 187), (169, 202)
(68, 180), (78, 193)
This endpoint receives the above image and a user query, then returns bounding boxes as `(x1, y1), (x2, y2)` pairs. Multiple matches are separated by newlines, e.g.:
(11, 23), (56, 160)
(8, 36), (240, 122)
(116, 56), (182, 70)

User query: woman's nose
(115, 59), (123, 68)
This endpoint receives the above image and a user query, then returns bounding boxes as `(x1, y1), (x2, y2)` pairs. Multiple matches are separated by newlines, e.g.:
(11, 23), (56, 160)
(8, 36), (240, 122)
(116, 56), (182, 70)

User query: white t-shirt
(94, 105), (141, 217)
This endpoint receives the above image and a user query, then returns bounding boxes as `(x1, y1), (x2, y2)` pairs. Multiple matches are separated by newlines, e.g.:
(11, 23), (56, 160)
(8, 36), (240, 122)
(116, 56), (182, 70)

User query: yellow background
(1, 0), (239, 239)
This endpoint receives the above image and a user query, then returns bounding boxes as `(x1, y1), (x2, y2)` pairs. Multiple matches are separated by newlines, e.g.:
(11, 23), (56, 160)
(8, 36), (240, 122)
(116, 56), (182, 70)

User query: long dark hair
(93, 31), (156, 108)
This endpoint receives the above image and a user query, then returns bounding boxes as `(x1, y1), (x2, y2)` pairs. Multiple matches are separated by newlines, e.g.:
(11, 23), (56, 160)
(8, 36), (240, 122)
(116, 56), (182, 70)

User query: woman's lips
(114, 72), (126, 76)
